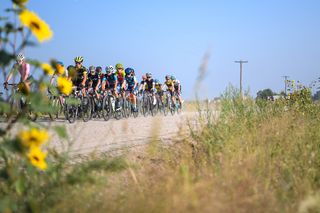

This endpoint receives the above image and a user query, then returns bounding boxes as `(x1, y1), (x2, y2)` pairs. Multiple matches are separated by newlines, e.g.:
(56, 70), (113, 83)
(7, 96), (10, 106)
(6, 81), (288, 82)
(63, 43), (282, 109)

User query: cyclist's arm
(96, 79), (101, 90)
(81, 72), (87, 86)
(4, 64), (17, 83)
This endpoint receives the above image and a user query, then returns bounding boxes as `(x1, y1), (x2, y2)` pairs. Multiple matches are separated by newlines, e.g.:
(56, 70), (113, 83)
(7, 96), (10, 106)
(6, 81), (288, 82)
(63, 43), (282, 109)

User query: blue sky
(1, 0), (320, 99)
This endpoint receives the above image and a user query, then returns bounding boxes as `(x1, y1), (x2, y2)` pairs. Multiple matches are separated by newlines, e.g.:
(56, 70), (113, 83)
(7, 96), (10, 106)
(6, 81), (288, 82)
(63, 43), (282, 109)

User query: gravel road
(50, 112), (197, 158)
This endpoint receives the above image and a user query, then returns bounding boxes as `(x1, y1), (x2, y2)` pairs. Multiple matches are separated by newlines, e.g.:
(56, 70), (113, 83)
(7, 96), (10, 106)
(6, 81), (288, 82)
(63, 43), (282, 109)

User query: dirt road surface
(50, 112), (197, 158)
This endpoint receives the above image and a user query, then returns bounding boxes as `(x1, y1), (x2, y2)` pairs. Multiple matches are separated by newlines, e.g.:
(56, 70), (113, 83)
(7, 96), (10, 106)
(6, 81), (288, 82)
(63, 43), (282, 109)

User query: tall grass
(47, 85), (320, 213)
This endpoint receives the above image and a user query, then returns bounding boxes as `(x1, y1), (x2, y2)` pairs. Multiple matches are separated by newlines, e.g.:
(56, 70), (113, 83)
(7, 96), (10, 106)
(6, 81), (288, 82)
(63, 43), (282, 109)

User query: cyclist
(164, 75), (175, 106)
(115, 63), (126, 97)
(70, 56), (87, 96)
(4, 53), (33, 92)
(102, 66), (121, 111)
(154, 79), (164, 105)
(171, 76), (183, 107)
(125, 67), (138, 112)
(143, 72), (156, 105)
(96, 66), (104, 82)
(87, 65), (101, 99)
(138, 74), (147, 94)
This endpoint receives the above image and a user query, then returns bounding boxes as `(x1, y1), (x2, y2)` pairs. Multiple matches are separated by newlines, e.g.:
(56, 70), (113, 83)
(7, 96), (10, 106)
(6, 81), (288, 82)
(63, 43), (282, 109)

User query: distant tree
(256, 88), (274, 100)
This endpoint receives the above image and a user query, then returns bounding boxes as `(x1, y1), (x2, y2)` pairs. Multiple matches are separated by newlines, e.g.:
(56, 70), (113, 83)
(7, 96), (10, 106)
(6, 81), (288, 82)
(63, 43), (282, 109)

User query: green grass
(2, 87), (320, 213)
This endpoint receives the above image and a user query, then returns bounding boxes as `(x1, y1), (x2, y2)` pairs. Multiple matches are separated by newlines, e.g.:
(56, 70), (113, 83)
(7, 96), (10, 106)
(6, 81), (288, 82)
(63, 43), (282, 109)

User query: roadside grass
(47, 87), (320, 213)
(2, 85), (319, 212)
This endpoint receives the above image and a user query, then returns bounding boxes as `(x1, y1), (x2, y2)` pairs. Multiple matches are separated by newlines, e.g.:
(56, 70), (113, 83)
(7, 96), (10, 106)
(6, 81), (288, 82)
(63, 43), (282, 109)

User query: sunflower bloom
(57, 77), (73, 95)
(55, 64), (65, 76)
(19, 10), (53, 42)
(17, 82), (30, 95)
(27, 146), (47, 170)
(42, 63), (54, 75)
(19, 128), (49, 148)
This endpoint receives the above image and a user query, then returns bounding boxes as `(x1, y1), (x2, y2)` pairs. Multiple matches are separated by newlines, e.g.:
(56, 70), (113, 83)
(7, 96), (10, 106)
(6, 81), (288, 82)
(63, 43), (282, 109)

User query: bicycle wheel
(149, 96), (156, 117)
(102, 95), (112, 121)
(81, 96), (92, 122)
(66, 104), (77, 123)
(142, 96), (149, 117)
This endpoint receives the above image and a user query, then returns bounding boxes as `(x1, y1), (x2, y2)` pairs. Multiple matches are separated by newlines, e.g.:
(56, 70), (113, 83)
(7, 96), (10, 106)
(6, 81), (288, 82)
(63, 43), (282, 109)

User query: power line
(235, 60), (248, 98)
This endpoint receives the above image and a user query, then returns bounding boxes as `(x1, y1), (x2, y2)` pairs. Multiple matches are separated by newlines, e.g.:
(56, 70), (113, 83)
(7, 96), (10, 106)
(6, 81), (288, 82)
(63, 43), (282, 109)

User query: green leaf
(15, 178), (26, 195)
(0, 101), (11, 114)
(53, 125), (68, 139)
(0, 50), (14, 66)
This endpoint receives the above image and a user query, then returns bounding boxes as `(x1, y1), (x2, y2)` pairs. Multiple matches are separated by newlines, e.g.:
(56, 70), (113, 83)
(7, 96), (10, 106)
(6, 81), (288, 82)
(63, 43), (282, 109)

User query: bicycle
(5, 83), (38, 121)
(65, 87), (92, 123)
(142, 91), (156, 117)
(101, 89), (121, 121)
(165, 91), (175, 116)
(125, 90), (139, 118)
(87, 88), (103, 119)
(47, 91), (66, 121)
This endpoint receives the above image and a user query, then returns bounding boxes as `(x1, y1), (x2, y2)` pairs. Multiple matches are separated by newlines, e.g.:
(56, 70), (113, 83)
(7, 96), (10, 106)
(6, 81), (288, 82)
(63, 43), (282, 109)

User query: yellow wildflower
(27, 146), (47, 170)
(57, 77), (73, 96)
(55, 64), (65, 76)
(17, 82), (30, 95)
(19, 128), (49, 148)
(19, 10), (53, 42)
(41, 63), (54, 75)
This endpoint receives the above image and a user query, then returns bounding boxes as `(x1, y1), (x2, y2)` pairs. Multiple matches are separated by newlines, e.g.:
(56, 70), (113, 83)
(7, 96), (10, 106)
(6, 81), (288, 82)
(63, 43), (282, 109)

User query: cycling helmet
(171, 76), (176, 81)
(155, 79), (160, 84)
(165, 75), (171, 80)
(16, 53), (25, 62)
(146, 72), (152, 78)
(57, 61), (64, 66)
(115, 63), (124, 70)
(125, 68), (134, 75)
(89, 66), (95, 72)
(74, 56), (84, 63)
(96, 66), (102, 72)
(106, 65), (115, 74)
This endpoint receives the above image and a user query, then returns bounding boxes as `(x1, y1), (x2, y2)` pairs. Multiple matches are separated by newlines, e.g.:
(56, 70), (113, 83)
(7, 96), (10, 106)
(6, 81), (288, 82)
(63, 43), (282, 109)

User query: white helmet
(16, 53), (25, 62)
(106, 65), (115, 74)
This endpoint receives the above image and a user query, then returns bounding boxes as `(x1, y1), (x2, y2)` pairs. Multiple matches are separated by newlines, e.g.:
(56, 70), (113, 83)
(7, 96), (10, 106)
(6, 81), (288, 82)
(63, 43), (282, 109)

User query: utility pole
(235, 60), (248, 98)
(282, 75), (290, 96)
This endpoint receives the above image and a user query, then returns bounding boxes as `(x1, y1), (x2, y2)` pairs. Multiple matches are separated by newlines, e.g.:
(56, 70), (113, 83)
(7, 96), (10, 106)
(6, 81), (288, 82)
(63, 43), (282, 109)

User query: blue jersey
(104, 74), (118, 86)
(125, 76), (136, 87)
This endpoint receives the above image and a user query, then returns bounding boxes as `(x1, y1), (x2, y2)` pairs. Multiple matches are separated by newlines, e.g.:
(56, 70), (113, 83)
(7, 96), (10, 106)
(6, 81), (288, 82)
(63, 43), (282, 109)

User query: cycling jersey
(155, 83), (163, 93)
(116, 70), (126, 83)
(12, 62), (31, 82)
(126, 76), (137, 87)
(165, 80), (174, 90)
(88, 73), (100, 88)
(71, 66), (87, 86)
(104, 73), (118, 88)
(144, 79), (154, 92)
(174, 80), (180, 91)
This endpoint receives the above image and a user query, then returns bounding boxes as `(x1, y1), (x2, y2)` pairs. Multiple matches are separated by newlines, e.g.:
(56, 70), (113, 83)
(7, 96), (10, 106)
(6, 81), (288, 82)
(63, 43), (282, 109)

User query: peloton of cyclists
(3, 54), (184, 113)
